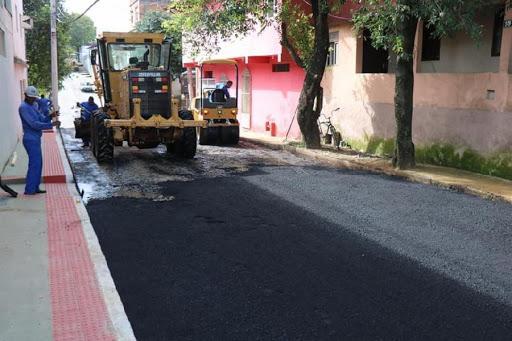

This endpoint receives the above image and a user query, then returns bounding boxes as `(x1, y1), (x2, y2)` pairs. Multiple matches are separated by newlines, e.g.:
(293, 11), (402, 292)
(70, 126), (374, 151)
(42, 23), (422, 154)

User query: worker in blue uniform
(18, 86), (60, 195)
(77, 96), (99, 147)
(221, 81), (233, 99)
(37, 94), (52, 123)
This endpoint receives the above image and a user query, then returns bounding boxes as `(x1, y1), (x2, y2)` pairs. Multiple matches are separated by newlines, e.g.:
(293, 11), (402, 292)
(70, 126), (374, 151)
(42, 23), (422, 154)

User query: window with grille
(327, 42), (338, 66)
(272, 64), (290, 72)
(326, 31), (339, 66)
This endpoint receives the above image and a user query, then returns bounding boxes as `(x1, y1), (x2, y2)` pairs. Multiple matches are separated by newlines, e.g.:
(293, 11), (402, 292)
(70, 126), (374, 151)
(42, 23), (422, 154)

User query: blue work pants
(23, 136), (43, 194)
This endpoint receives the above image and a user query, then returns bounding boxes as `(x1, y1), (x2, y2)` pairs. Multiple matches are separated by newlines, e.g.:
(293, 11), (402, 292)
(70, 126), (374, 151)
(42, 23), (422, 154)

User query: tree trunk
(281, 0), (330, 149)
(297, 73), (324, 148)
(393, 11), (418, 169)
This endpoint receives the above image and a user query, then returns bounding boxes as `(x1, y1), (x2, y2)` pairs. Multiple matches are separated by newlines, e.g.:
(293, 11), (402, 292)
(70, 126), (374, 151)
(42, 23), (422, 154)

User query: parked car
(80, 81), (96, 93)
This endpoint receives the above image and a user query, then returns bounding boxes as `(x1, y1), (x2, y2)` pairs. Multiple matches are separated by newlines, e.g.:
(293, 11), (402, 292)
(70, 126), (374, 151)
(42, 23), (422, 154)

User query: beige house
(323, 2), (512, 160)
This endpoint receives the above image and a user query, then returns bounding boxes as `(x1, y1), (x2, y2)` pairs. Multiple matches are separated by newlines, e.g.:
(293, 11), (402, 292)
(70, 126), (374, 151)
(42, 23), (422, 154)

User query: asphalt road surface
(58, 126), (512, 341)
(57, 69), (512, 340)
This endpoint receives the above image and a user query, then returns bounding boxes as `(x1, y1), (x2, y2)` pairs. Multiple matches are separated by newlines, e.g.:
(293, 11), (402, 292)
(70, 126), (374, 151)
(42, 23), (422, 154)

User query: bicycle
(318, 107), (351, 149)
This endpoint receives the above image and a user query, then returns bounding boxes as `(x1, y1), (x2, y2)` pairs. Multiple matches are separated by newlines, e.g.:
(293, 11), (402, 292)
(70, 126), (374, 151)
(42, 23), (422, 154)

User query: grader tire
(175, 110), (197, 159)
(220, 126), (240, 145)
(94, 113), (114, 163)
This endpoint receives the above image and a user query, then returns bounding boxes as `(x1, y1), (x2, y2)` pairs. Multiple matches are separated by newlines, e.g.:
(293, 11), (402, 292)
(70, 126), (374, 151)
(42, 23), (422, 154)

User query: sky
(64, 0), (132, 34)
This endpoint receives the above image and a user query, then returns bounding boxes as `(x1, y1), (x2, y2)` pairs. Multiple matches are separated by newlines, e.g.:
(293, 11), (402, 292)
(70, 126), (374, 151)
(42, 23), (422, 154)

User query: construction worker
(77, 96), (98, 147)
(211, 80), (233, 102)
(221, 80), (233, 99)
(18, 86), (60, 195)
(37, 94), (52, 123)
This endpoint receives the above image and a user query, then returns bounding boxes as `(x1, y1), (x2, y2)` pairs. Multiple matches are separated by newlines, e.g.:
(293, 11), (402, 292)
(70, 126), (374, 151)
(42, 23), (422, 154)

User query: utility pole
(50, 0), (59, 114)
(186, 67), (195, 108)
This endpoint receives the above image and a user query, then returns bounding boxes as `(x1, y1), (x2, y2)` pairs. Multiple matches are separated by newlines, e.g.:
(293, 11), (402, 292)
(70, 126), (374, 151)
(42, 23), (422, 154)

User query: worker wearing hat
(18, 86), (60, 195)
(37, 94), (53, 123)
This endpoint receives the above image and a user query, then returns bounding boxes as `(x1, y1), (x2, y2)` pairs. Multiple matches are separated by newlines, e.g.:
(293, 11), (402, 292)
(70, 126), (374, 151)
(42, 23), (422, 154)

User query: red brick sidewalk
(42, 131), (116, 340)
(1, 129), (133, 340)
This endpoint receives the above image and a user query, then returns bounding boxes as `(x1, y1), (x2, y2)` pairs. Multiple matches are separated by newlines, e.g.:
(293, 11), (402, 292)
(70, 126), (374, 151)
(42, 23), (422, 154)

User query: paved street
(52, 74), (512, 340)
(59, 126), (512, 340)
(5, 0), (512, 339)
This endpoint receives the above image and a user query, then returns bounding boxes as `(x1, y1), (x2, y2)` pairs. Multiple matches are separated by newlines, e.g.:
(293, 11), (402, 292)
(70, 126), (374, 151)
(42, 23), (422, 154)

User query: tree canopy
(170, 0), (345, 148)
(68, 14), (96, 52)
(24, 0), (73, 92)
(135, 10), (184, 76)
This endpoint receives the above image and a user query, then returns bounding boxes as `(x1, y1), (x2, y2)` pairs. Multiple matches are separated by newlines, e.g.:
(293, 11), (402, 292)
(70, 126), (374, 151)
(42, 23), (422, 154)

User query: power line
(67, 0), (101, 24)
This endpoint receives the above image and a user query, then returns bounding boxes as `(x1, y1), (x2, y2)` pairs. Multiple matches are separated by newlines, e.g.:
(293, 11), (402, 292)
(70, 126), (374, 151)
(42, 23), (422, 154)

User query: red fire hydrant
(270, 122), (277, 137)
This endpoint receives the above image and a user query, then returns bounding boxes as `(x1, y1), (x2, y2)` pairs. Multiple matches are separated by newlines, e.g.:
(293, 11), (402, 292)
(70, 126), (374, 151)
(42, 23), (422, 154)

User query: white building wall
(0, 2), (20, 171)
(13, 0), (27, 99)
(182, 24), (283, 64)
(0, 0), (25, 173)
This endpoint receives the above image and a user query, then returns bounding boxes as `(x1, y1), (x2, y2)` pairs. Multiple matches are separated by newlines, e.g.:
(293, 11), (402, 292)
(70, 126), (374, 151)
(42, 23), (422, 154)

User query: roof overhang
(100, 32), (165, 44)
(184, 59), (240, 68)
(199, 59), (238, 66)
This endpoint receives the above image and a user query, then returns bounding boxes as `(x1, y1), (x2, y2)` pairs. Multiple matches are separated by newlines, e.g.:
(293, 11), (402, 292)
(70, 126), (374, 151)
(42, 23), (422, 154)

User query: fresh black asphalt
(86, 163), (512, 340)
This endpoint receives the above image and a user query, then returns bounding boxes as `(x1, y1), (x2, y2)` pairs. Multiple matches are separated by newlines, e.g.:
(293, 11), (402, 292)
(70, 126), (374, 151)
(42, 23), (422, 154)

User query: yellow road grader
(86, 32), (205, 162)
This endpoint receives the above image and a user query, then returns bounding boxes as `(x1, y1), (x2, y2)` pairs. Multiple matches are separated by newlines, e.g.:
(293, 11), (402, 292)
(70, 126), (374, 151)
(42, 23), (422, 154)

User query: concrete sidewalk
(0, 130), (134, 341)
(241, 131), (512, 204)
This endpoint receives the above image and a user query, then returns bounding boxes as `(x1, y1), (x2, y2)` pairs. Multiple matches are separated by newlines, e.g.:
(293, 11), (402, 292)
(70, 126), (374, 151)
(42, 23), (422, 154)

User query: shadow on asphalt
(87, 167), (512, 341)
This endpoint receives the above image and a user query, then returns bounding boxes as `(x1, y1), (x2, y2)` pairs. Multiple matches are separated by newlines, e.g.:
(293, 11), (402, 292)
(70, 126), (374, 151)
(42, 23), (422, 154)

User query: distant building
(129, 0), (169, 28)
(0, 0), (31, 173)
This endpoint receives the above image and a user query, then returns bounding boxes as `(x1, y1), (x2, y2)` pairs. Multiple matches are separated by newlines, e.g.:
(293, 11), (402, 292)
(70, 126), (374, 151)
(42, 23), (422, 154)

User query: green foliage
(24, 0), (73, 91)
(416, 144), (512, 180)
(347, 137), (512, 180)
(168, 0), (272, 58)
(136, 10), (170, 33)
(137, 10), (184, 76)
(169, 0), (344, 71)
(348, 136), (395, 157)
(280, 1), (314, 68)
(68, 14), (96, 51)
(352, 0), (486, 58)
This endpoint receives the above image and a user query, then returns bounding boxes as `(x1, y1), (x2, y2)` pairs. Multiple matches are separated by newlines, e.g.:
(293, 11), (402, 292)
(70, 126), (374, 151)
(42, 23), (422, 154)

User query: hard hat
(25, 86), (40, 98)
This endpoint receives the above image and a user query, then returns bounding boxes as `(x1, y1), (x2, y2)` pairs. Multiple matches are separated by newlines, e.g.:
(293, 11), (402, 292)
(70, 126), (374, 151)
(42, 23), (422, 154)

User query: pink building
(183, 21), (305, 139)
